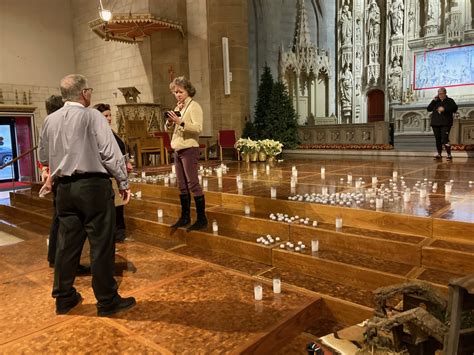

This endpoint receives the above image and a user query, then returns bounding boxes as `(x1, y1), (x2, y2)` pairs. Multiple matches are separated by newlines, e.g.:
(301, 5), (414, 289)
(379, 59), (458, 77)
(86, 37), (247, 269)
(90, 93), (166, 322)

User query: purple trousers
(174, 147), (203, 196)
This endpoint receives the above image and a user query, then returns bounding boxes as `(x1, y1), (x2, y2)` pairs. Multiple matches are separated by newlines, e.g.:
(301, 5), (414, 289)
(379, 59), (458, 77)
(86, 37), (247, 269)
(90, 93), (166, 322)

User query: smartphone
(164, 111), (181, 118)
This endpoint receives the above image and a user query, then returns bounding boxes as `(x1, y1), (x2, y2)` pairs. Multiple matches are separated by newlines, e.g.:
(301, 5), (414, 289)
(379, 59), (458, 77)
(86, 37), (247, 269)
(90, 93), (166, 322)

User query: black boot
(187, 195), (208, 231)
(445, 144), (452, 160)
(171, 194), (191, 228)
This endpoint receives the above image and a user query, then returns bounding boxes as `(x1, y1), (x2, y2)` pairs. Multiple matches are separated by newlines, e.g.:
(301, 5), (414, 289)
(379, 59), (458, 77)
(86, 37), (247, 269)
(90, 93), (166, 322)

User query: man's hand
(41, 167), (50, 182)
(119, 188), (132, 205)
(437, 106), (445, 113)
(39, 175), (53, 198)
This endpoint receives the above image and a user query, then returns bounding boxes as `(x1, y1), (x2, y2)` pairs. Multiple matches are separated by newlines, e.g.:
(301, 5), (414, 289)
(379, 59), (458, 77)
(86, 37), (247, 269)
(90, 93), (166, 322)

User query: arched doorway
(367, 89), (385, 122)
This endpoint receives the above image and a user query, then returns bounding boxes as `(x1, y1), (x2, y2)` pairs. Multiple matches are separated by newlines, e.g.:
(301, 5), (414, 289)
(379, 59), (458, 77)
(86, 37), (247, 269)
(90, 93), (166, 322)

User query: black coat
(427, 96), (458, 127)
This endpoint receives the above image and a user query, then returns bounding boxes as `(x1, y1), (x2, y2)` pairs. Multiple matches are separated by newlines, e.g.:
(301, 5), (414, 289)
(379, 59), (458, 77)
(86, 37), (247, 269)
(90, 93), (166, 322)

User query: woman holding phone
(165, 76), (207, 231)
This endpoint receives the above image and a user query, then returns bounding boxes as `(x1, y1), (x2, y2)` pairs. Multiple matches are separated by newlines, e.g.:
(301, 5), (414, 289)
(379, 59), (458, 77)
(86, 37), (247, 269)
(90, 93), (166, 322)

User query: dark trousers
(174, 147), (203, 196)
(47, 204), (59, 265)
(432, 126), (451, 154)
(115, 205), (125, 231)
(53, 176), (118, 308)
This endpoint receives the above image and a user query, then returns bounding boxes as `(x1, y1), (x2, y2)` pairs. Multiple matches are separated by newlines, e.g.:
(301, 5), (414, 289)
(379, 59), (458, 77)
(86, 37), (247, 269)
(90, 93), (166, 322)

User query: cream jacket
(166, 97), (203, 151)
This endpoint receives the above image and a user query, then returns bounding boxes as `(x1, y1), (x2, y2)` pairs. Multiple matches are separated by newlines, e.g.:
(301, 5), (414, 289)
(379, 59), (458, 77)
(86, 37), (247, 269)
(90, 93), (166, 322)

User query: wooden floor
(0, 155), (473, 353)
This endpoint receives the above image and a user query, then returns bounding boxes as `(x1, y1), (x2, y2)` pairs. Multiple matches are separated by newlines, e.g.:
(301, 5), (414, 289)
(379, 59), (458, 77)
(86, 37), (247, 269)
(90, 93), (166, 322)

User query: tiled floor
(0, 237), (320, 353)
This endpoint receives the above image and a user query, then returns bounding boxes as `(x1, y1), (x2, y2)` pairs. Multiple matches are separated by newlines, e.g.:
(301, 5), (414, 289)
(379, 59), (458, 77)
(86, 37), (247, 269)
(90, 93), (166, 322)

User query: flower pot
(241, 152), (250, 163)
(258, 151), (267, 162)
(250, 152), (258, 162)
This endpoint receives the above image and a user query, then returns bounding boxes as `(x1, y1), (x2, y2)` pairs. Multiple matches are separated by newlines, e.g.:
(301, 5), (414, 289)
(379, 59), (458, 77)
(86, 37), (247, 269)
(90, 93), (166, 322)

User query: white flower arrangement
(235, 138), (260, 153)
(259, 139), (283, 156)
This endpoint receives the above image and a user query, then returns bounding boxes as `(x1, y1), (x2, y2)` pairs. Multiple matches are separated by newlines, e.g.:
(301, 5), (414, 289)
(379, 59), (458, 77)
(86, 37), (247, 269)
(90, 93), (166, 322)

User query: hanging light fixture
(99, 0), (112, 22)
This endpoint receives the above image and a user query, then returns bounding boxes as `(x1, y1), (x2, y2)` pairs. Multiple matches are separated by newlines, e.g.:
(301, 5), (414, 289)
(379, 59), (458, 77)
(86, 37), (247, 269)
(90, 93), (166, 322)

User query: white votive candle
(355, 180), (362, 188)
(157, 208), (163, 221)
(372, 176), (378, 185)
(375, 197), (383, 209)
(392, 170), (398, 180)
(141, 171), (146, 178)
(347, 173), (353, 183)
(311, 239), (319, 252)
(212, 220), (218, 234)
(270, 186), (277, 199)
(171, 165), (176, 174)
(335, 216), (343, 229)
(244, 204), (251, 216)
(445, 183), (452, 194)
(273, 277), (281, 294)
(321, 166), (326, 179)
(254, 283), (263, 301)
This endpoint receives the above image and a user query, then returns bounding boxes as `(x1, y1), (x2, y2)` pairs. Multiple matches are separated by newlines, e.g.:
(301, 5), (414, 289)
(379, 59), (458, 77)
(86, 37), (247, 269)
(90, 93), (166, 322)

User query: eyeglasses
(83, 88), (94, 93)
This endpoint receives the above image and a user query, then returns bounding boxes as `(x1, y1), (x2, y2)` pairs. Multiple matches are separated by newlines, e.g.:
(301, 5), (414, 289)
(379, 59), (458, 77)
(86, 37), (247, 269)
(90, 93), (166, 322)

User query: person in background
(165, 76), (207, 231)
(93, 103), (133, 242)
(427, 87), (458, 161)
(42, 95), (90, 274)
(39, 74), (135, 317)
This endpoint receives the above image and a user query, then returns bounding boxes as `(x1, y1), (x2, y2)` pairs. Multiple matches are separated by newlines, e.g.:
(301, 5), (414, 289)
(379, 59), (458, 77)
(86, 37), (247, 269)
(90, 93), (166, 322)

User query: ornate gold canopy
(89, 13), (184, 44)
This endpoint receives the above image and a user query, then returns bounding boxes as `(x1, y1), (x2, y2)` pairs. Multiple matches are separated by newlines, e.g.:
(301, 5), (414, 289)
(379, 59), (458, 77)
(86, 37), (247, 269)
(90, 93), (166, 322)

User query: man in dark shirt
(39, 74), (135, 317)
(427, 87), (458, 161)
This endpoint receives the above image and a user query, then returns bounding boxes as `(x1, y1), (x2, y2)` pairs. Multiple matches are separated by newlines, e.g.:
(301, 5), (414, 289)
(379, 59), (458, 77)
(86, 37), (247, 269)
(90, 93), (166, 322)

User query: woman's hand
(167, 111), (182, 125)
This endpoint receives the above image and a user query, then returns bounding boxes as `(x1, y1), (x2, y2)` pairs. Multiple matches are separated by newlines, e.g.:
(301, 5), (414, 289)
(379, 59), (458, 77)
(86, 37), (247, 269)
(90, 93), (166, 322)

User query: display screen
(414, 44), (474, 90)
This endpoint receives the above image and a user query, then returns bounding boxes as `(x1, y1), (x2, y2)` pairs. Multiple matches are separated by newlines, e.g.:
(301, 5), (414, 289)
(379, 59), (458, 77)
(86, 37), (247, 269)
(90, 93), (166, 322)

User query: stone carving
(362, 130), (372, 141)
(402, 113), (421, 128)
(388, 56), (402, 101)
(424, 0), (439, 36)
(340, 3), (353, 46)
(340, 65), (353, 111)
(367, 0), (380, 42)
(331, 130), (341, 141)
(346, 130), (355, 141)
(317, 131), (326, 141)
(388, 0), (404, 37)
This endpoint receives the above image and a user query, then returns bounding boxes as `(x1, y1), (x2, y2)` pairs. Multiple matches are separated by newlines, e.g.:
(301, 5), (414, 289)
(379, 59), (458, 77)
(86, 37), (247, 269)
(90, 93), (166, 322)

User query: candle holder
(218, 177), (223, 189)
(419, 185), (427, 198)
(290, 176), (296, 188)
(273, 276), (281, 294)
(203, 177), (209, 190)
(157, 208), (163, 222)
(164, 176), (170, 186)
(372, 176), (378, 186)
(254, 283), (263, 301)
(212, 219), (218, 235)
(171, 165), (176, 174)
(141, 171), (146, 179)
(392, 170), (398, 180)
(375, 197), (383, 210)
(445, 182), (452, 194)
(244, 203), (251, 216)
(347, 173), (353, 184)
(335, 216), (343, 229)
(270, 186), (277, 199)
(320, 166), (326, 179)
(311, 239), (319, 253)
(355, 180), (362, 188)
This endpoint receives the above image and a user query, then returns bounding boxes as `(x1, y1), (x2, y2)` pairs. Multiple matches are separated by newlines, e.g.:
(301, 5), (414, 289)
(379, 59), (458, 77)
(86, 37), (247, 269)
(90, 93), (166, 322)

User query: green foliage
(253, 65), (274, 139)
(241, 120), (258, 140)
(264, 81), (300, 149)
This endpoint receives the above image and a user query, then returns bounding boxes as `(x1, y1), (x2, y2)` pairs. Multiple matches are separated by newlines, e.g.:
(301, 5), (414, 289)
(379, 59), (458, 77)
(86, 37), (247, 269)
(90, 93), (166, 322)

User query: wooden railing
(0, 145), (37, 170)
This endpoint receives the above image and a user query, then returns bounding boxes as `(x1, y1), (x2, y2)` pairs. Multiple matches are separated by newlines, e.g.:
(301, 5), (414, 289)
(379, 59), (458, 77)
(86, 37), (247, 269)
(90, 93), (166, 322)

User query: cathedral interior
(0, 0), (473, 354)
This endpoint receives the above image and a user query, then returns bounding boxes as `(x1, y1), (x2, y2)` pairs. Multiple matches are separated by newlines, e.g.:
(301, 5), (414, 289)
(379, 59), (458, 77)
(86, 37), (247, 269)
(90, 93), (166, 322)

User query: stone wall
(207, 0), (249, 138)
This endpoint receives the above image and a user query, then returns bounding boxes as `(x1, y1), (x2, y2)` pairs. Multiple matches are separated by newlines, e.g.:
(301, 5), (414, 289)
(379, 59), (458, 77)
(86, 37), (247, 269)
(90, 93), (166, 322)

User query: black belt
(57, 172), (110, 183)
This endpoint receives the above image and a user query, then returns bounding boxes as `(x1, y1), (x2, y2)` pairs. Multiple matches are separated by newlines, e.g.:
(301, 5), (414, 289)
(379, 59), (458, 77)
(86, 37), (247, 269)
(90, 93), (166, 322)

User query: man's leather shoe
(97, 296), (136, 317)
(56, 292), (83, 315)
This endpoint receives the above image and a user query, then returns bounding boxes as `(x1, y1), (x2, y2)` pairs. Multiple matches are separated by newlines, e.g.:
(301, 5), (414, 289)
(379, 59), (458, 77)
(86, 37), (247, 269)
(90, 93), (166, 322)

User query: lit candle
(273, 277), (281, 294)
(157, 208), (163, 221)
(392, 170), (398, 180)
(335, 216), (343, 229)
(355, 180), (362, 188)
(372, 176), (378, 186)
(212, 220), (218, 234)
(171, 165), (176, 174)
(311, 239), (319, 252)
(375, 197), (383, 209)
(347, 173), (353, 183)
(270, 186), (277, 199)
(254, 283), (263, 301)
(321, 166), (326, 179)
(244, 204), (251, 216)
(141, 171), (146, 179)
(445, 182), (452, 194)
(216, 168), (222, 178)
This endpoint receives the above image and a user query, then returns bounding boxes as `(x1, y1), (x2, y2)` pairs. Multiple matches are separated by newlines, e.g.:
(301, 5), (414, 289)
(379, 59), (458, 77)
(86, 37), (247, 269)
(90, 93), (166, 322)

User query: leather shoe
(97, 296), (136, 317)
(56, 292), (83, 315)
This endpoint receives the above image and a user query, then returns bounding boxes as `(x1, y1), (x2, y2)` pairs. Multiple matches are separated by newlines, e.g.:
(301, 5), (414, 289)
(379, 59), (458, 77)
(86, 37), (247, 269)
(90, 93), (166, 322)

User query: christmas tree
(264, 81), (300, 149)
(253, 65), (274, 139)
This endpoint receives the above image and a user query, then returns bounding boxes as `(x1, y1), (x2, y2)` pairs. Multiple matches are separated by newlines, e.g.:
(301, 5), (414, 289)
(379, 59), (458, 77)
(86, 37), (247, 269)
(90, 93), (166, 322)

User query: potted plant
(260, 139), (283, 161)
